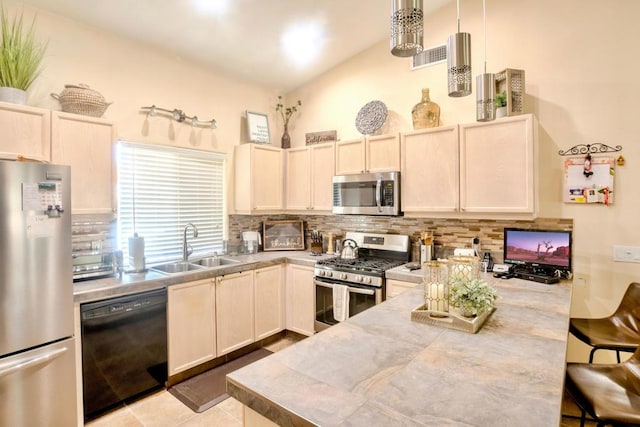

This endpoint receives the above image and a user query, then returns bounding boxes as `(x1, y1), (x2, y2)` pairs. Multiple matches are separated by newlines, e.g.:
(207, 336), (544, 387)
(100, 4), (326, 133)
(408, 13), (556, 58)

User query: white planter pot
(496, 106), (507, 118)
(0, 87), (27, 105)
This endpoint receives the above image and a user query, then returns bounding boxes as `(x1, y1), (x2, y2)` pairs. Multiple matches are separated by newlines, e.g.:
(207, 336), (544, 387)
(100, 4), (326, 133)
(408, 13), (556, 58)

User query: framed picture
(263, 220), (304, 251)
(246, 111), (270, 144)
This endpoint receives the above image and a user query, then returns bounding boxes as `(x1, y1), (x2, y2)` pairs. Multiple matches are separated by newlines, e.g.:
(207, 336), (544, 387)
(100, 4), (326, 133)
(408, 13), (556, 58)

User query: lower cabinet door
(285, 264), (315, 336)
(167, 279), (216, 375)
(216, 271), (255, 356)
(254, 265), (285, 340)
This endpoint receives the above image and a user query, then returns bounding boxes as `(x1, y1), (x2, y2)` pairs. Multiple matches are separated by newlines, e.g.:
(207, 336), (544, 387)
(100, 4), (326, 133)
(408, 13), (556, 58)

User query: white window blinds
(117, 141), (226, 265)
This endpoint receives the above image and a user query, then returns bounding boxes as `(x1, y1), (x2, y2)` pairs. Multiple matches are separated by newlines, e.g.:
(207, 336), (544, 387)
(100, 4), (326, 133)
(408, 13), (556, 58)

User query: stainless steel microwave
(332, 171), (401, 216)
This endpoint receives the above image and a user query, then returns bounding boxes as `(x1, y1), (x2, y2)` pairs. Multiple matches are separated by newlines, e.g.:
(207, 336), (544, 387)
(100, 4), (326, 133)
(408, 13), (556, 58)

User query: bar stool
(566, 346), (640, 426)
(569, 282), (640, 363)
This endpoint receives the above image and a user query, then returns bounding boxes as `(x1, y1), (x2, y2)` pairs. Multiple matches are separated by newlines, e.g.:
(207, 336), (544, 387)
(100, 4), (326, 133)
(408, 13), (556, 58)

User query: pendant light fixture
(476, 0), (495, 121)
(390, 0), (424, 57)
(447, 0), (471, 97)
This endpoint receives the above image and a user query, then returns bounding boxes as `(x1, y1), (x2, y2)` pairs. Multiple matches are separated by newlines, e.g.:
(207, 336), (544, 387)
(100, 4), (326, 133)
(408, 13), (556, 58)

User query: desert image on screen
(505, 231), (570, 267)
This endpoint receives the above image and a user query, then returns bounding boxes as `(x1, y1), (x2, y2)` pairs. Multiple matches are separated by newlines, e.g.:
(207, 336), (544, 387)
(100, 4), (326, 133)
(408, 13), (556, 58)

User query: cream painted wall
(285, 0), (640, 362)
(7, 0), (285, 222)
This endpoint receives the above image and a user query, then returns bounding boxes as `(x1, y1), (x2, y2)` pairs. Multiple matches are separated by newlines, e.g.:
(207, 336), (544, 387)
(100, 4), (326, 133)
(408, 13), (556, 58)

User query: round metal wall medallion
(355, 100), (388, 135)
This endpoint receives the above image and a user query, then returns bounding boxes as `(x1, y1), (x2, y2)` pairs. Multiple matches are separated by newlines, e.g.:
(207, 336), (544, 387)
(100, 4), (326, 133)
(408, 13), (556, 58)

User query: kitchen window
(117, 141), (226, 265)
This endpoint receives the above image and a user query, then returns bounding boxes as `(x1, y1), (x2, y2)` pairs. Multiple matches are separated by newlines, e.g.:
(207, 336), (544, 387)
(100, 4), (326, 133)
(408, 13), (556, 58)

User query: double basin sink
(150, 256), (239, 275)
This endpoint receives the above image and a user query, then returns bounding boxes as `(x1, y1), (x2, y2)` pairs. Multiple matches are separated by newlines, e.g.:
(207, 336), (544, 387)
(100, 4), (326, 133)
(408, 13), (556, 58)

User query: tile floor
(85, 337), (298, 427)
(87, 336), (594, 427)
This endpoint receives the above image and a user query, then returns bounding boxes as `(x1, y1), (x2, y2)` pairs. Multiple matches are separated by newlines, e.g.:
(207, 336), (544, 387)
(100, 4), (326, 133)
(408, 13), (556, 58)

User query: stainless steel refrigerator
(0, 161), (77, 427)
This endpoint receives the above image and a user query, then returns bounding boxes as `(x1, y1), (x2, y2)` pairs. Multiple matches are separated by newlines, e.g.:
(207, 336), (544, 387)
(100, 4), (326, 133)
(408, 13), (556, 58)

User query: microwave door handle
(375, 177), (382, 212)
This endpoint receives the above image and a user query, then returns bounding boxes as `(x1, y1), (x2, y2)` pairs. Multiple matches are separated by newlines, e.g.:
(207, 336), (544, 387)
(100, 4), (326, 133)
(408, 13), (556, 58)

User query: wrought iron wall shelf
(558, 142), (622, 156)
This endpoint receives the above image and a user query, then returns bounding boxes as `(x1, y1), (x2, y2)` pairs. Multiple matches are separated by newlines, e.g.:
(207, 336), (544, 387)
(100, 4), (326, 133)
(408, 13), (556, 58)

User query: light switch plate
(613, 245), (640, 263)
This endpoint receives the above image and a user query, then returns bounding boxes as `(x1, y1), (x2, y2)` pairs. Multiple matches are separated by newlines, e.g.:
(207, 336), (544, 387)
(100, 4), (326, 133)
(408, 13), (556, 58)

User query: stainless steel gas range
(313, 231), (410, 331)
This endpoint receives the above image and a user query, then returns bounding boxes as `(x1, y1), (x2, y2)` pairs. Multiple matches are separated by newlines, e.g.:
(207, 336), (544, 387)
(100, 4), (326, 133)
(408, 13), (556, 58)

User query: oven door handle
(375, 177), (382, 212)
(314, 279), (376, 296)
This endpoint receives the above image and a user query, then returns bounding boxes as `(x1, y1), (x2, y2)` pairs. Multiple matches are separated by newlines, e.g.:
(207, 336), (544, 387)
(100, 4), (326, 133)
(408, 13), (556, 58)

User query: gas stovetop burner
(316, 257), (406, 274)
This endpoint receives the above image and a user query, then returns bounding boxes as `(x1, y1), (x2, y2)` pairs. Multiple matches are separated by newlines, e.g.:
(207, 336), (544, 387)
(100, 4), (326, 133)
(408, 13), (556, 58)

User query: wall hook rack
(558, 142), (622, 156)
(140, 105), (217, 128)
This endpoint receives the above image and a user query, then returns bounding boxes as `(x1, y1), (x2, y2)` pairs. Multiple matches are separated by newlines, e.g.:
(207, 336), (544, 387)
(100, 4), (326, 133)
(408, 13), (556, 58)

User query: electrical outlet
(612, 245), (640, 263)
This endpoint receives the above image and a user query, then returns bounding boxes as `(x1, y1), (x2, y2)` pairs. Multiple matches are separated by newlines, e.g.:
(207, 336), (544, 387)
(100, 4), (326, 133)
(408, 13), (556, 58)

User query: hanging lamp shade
(475, 0), (495, 121)
(476, 73), (495, 121)
(447, 0), (471, 97)
(447, 32), (472, 96)
(390, 0), (424, 57)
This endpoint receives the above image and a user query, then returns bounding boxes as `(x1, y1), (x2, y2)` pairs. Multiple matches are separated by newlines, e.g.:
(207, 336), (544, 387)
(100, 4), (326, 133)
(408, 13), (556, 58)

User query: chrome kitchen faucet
(182, 223), (198, 261)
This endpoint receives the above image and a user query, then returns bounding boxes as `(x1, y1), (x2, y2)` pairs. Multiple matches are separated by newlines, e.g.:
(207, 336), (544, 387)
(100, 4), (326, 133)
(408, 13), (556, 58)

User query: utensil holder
(310, 242), (323, 254)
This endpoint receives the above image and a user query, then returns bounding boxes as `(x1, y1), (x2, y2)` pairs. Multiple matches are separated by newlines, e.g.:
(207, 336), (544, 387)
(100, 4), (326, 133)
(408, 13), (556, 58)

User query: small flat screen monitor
(503, 228), (572, 274)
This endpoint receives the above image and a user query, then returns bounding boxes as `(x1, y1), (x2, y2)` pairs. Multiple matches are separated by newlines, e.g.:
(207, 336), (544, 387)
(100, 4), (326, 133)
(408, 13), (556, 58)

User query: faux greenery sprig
(0, 7), (47, 90)
(276, 96), (301, 128)
(449, 278), (497, 316)
(495, 91), (507, 108)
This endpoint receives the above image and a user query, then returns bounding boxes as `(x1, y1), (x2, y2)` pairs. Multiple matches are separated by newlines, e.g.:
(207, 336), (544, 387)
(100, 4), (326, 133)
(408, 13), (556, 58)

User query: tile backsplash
(230, 214), (573, 262)
(76, 212), (573, 264)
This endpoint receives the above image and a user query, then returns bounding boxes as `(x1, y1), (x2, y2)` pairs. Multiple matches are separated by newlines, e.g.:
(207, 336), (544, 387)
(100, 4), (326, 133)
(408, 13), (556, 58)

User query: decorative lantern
(448, 255), (480, 284)
(423, 260), (449, 315)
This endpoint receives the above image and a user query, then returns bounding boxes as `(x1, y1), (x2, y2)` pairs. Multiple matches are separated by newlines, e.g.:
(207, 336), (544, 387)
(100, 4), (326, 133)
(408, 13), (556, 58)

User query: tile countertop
(73, 251), (336, 303)
(227, 274), (573, 427)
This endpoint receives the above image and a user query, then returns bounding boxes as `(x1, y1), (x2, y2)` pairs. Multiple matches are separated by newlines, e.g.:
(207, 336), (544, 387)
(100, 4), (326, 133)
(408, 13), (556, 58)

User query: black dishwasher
(81, 288), (167, 420)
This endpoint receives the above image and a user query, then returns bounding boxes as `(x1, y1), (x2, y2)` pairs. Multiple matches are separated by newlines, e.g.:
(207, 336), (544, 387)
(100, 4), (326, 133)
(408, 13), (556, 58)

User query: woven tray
(411, 305), (495, 334)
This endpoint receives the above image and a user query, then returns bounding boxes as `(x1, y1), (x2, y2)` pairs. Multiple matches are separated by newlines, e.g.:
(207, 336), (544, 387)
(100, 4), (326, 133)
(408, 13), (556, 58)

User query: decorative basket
(51, 84), (112, 117)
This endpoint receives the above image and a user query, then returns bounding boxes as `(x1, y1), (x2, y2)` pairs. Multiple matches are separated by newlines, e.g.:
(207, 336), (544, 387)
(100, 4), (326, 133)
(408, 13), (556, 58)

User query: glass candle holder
(448, 255), (481, 284)
(423, 260), (449, 314)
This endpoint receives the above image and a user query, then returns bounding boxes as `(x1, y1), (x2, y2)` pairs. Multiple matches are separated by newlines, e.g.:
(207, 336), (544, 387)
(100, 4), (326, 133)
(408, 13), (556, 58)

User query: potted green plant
(0, 7), (47, 104)
(449, 278), (497, 317)
(495, 91), (507, 118)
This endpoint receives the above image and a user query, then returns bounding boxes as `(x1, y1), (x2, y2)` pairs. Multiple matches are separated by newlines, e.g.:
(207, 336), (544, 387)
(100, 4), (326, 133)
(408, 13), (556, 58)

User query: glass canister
(448, 255), (481, 284)
(423, 260), (449, 315)
(411, 88), (440, 129)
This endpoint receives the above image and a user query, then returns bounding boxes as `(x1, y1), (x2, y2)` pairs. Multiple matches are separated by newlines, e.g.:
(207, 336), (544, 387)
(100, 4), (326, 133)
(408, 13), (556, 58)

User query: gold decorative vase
(411, 88), (440, 129)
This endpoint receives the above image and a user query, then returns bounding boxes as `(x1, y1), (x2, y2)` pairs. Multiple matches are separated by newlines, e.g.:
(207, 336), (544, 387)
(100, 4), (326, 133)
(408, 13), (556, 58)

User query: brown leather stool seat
(566, 346), (640, 426)
(570, 282), (640, 363)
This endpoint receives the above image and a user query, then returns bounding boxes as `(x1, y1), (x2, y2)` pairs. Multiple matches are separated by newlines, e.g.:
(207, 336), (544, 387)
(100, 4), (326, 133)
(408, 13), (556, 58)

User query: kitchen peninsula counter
(227, 276), (572, 427)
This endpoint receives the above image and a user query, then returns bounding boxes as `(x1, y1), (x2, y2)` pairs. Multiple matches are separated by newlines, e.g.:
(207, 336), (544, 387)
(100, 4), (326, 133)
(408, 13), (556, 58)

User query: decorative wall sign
(563, 156), (614, 205)
(246, 111), (270, 144)
(305, 130), (337, 145)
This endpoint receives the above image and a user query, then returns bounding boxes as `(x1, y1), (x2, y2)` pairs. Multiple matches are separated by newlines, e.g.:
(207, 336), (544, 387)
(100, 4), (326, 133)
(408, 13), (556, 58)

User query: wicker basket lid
(51, 84), (112, 117)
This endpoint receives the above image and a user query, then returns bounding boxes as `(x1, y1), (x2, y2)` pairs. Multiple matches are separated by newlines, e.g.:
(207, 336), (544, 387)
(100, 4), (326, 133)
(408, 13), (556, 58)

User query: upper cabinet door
(459, 114), (536, 215)
(366, 134), (400, 173)
(401, 126), (459, 213)
(335, 138), (365, 175)
(285, 147), (311, 210)
(251, 145), (283, 211)
(51, 112), (116, 214)
(0, 102), (50, 161)
(309, 142), (335, 211)
(235, 144), (284, 214)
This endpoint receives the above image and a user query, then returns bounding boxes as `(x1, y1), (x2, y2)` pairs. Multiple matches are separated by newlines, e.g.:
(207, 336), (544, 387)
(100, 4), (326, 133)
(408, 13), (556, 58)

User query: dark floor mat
(168, 348), (272, 413)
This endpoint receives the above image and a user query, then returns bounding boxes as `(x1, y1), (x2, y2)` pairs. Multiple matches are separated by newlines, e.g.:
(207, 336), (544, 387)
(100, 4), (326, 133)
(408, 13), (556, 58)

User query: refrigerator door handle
(0, 346), (68, 378)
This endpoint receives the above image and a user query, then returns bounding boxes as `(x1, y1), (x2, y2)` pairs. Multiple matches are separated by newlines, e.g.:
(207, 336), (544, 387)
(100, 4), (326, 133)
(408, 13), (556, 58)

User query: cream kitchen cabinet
(285, 264), (315, 336)
(401, 126), (459, 213)
(386, 279), (419, 299)
(335, 134), (400, 175)
(235, 144), (283, 214)
(167, 279), (216, 376)
(216, 270), (255, 356)
(285, 142), (335, 211)
(0, 102), (50, 161)
(254, 264), (285, 340)
(459, 114), (536, 215)
(401, 114), (536, 218)
(51, 111), (116, 214)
